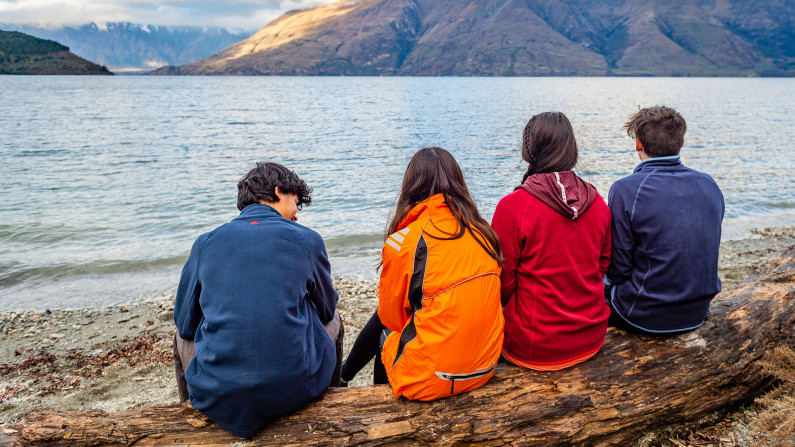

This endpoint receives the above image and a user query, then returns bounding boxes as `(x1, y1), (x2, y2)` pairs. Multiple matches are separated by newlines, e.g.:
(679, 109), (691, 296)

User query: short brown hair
(625, 106), (686, 157)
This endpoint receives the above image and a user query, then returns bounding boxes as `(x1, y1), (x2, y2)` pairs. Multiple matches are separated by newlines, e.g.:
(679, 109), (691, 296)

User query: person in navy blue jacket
(172, 162), (343, 438)
(605, 106), (724, 335)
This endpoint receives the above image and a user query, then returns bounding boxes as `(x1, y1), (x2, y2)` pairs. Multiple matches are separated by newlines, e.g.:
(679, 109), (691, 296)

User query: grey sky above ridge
(0, 0), (337, 31)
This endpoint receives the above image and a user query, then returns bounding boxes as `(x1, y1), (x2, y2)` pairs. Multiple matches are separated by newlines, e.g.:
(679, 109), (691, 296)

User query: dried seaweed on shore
(69, 332), (173, 376)
(0, 332), (172, 403)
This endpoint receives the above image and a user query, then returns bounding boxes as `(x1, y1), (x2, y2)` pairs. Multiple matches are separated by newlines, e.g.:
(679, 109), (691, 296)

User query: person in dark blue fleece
(172, 162), (343, 438)
(605, 106), (724, 335)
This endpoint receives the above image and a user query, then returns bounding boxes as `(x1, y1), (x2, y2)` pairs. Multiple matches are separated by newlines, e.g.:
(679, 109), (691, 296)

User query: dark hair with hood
(237, 162), (312, 211)
(517, 112), (598, 221)
(385, 147), (502, 266)
(521, 112), (578, 183)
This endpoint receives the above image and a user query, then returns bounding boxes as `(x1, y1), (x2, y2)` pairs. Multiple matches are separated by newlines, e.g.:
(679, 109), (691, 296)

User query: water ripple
(0, 76), (792, 309)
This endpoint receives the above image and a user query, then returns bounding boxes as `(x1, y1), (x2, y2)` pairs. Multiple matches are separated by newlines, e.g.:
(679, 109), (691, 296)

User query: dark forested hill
(0, 30), (111, 75)
(151, 0), (795, 76)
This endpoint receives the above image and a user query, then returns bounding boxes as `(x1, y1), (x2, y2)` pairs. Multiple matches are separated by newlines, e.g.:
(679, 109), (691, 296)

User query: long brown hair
(521, 112), (578, 183)
(384, 147), (503, 266)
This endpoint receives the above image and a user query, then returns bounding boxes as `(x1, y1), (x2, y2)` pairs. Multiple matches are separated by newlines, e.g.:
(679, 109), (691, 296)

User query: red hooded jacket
(492, 171), (611, 369)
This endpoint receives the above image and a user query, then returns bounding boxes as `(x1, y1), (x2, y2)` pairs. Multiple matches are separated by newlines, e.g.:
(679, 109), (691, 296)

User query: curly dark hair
(237, 162), (312, 211)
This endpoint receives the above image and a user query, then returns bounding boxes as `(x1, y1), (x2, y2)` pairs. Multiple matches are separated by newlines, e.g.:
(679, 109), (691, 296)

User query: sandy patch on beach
(0, 226), (793, 444)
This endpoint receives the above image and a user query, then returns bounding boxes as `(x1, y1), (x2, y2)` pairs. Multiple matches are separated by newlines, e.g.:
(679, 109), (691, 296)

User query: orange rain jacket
(378, 193), (504, 400)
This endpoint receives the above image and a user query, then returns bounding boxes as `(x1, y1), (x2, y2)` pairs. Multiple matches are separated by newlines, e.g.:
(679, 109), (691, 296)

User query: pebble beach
(1, 226), (794, 445)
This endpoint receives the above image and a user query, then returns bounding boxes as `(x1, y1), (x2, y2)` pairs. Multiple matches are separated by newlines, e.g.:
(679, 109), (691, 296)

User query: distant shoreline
(144, 70), (795, 77)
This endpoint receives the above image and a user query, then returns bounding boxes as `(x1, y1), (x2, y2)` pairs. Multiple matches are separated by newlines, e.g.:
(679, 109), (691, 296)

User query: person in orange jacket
(340, 147), (504, 400)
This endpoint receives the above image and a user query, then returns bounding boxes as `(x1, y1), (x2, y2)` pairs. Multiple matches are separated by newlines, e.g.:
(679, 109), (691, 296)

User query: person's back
(495, 178), (611, 367)
(339, 147), (504, 400)
(379, 193), (503, 400)
(492, 112), (611, 371)
(173, 163), (341, 438)
(606, 106), (724, 334)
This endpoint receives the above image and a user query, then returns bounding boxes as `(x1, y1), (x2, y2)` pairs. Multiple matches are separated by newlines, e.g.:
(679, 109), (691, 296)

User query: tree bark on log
(3, 247), (794, 447)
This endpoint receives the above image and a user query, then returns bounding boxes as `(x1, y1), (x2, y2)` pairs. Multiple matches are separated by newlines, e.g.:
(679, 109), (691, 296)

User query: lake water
(0, 76), (793, 310)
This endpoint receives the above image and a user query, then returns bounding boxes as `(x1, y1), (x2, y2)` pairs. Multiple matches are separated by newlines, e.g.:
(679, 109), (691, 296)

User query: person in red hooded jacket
(492, 112), (612, 371)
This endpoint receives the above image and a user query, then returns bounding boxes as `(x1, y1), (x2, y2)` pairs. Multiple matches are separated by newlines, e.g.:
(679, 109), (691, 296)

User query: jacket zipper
(435, 365), (496, 394)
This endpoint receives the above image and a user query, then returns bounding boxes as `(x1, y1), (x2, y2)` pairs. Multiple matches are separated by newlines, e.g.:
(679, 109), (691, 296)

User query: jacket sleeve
(606, 185), (633, 285)
(491, 196), (522, 307)
(306, 231), (338, 325)
(174, 234), (207, 340)
(377, 238), (413, 332)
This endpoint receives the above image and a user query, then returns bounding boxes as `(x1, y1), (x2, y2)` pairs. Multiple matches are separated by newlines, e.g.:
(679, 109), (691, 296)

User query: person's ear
(274, 186), (284, 202)
(635, 138), (644, 153)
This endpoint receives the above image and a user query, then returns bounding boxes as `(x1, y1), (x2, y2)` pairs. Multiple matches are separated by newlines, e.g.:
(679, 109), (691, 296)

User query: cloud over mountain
(0, 0), (336, 31)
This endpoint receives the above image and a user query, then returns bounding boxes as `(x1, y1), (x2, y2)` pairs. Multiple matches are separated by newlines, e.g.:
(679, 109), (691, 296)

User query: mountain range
(0, 23), (251, 73)
(151, 0), (795, 76)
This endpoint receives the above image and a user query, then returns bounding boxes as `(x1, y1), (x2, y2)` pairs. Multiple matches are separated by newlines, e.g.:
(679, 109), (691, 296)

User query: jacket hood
(397, 193), (447, 231)
(517, 171), (598, 220)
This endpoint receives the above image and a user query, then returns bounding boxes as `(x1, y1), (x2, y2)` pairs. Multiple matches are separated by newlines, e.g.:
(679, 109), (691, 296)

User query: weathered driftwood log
(2, 247), (794, 447)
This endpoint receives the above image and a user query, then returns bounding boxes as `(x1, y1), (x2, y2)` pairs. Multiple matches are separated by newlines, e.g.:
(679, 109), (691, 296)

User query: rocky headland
(0, 30), (111, 75)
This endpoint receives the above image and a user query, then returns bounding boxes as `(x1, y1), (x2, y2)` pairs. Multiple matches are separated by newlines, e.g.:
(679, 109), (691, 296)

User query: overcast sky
(0, 0), (337, 31)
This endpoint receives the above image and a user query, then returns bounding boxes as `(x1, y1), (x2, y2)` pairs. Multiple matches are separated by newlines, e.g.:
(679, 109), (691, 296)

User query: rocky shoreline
(1, 226), (793, 445)
(0, 278), (381, 425)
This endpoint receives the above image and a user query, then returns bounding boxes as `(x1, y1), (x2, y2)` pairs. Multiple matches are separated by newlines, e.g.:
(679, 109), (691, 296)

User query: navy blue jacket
(606, 156), (724, 332)
(174, 204), (338, 438)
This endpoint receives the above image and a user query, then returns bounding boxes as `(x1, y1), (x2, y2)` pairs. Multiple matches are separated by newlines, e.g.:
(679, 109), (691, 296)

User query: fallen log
(2, 247), (794, 447)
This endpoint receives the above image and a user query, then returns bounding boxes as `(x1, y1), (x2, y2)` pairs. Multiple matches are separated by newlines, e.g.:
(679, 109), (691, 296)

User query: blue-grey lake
(0, 76), (793, 310)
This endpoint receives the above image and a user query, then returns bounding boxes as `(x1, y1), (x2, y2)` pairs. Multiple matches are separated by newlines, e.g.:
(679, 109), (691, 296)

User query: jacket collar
(235, 204), (282, 220)
(397, 193), (447, 231)
(634, 155), (681, 173)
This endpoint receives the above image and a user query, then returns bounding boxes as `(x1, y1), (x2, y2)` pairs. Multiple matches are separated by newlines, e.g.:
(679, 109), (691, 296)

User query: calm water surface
(0, 76), (793, 309)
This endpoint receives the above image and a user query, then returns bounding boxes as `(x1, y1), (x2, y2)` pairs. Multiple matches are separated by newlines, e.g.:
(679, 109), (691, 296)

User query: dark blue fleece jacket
(606, 156), (724, 333)
(174, 204), (338, 438)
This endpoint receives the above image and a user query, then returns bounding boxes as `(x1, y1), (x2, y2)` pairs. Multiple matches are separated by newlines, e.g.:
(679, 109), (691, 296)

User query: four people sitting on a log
(172, 105), (725, 438)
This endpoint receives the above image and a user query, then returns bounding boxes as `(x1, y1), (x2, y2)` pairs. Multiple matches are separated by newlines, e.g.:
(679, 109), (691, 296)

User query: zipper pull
(450, 377), (455, 395)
